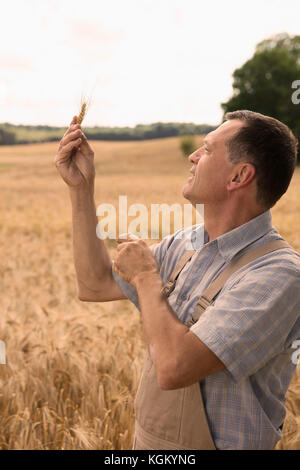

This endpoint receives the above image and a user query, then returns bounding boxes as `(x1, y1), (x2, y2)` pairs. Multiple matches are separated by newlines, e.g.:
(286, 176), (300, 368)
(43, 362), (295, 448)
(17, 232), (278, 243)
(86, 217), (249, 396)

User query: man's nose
(188, 150), (200, 164)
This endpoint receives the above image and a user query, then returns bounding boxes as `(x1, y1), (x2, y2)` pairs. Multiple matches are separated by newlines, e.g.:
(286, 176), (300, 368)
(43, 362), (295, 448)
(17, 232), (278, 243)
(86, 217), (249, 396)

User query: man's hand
(113, 234), (159, 287)
(54, 116), (95, 189)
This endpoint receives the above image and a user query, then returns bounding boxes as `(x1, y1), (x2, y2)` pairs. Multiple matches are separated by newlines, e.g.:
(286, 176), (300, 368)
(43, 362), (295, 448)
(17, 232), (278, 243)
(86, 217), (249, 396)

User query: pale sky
(0, 0), (299, 127)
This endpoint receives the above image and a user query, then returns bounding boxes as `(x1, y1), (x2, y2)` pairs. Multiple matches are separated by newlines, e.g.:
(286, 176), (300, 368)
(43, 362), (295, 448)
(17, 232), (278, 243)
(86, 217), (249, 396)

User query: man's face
(182, 119), (244, 206)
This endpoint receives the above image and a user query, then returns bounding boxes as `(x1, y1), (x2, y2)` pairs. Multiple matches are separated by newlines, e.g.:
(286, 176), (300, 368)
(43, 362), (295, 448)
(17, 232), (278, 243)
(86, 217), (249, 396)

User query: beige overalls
(132, 239), (291, 450)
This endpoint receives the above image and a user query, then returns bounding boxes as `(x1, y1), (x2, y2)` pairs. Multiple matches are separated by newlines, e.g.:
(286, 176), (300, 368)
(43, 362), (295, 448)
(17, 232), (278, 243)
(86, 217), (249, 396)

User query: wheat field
(0, 137), (299, 450)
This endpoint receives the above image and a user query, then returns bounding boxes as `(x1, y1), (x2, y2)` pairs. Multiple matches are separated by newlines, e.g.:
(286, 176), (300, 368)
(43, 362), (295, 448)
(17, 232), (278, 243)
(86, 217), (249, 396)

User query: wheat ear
(77, 103), (87, 125)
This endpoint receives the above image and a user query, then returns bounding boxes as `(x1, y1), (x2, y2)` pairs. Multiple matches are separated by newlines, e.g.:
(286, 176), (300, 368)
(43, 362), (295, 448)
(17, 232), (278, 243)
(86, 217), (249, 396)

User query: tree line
(0, 122), (216, 145)
(0, 127), (16, 145)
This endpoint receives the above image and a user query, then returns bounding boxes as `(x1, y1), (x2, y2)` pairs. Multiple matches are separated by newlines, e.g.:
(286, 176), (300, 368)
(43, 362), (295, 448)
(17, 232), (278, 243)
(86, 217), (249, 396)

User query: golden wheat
(0, 138), (299, 449)
(77, 103), (87, 125)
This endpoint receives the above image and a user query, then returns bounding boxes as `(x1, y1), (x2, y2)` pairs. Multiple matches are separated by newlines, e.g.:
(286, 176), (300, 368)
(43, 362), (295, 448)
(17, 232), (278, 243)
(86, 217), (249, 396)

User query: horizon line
(0, 120), (219, 129)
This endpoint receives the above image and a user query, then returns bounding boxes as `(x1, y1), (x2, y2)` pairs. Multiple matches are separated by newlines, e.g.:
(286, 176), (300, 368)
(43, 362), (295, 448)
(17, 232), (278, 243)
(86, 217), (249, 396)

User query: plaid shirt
(112, 210), (300, 450)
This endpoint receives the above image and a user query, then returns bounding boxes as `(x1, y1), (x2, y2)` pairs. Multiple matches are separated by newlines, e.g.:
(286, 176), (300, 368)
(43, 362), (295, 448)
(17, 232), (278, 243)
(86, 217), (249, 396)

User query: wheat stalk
(77, 103), (87, 125)
(70, 97), (90, 157)
(77, 92), (93, 125)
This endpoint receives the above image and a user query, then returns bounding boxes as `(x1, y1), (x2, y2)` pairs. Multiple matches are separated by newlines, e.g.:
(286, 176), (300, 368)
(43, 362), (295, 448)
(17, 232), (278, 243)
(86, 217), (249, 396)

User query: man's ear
(232, 173), (240, 183)
(227, 163), (256, 191)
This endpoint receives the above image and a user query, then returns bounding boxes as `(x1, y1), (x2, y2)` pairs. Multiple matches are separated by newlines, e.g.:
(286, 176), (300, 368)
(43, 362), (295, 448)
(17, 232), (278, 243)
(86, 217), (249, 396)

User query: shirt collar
(203, 210), (273, 262)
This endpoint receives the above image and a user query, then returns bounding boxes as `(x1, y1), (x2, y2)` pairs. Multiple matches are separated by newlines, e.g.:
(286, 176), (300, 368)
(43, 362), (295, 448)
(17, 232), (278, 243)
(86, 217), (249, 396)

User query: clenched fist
(113, 234), (159, 287)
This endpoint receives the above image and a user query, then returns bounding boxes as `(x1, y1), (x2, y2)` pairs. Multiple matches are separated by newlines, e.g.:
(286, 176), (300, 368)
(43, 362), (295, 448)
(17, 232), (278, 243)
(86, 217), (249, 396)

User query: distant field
(0, 138), (299, 449)
(0, 122), (216, 145)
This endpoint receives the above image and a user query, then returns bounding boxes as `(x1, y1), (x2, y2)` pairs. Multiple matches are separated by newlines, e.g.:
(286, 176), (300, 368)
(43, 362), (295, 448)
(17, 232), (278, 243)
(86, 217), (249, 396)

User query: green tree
(0, 127), (16, 145)
(179, 135), (197, 158)
(221, 33), (300, 162)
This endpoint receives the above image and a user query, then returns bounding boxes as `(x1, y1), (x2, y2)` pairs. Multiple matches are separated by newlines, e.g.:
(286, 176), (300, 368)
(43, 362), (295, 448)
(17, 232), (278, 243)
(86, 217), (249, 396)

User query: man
(55, 110), (300, 450)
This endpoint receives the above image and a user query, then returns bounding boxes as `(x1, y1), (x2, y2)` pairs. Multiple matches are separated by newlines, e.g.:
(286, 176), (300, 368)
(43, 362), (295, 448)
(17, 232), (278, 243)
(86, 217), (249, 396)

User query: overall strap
(187, 239), (292, 327)
(161, 250), (195, 297)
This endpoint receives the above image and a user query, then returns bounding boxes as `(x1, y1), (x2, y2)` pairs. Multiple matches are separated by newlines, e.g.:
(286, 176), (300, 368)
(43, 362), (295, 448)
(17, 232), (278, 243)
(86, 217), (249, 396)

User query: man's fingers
(117, 239), (131, 245)
(117, 233), (139, 243)
(77, 132), (90, 152)
(78, 131), (94, 155)
(57, 117), (94, 159)
(59, 129), (83, 150)
(64, 124), (81, 138)
(61, 117), (81, 141)
(60, 129), (91, 155)
(59, 138), (82, 157)
(116, 242), (131, 252)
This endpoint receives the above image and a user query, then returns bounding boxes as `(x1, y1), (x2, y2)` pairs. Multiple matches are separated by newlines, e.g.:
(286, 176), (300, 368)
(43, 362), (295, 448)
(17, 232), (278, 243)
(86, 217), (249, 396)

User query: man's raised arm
(54, 116), (126, 302)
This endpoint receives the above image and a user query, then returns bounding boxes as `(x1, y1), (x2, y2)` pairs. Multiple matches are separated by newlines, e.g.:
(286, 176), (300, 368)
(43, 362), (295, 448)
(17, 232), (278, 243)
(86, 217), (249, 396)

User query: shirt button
(181, 294), (189, 301)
